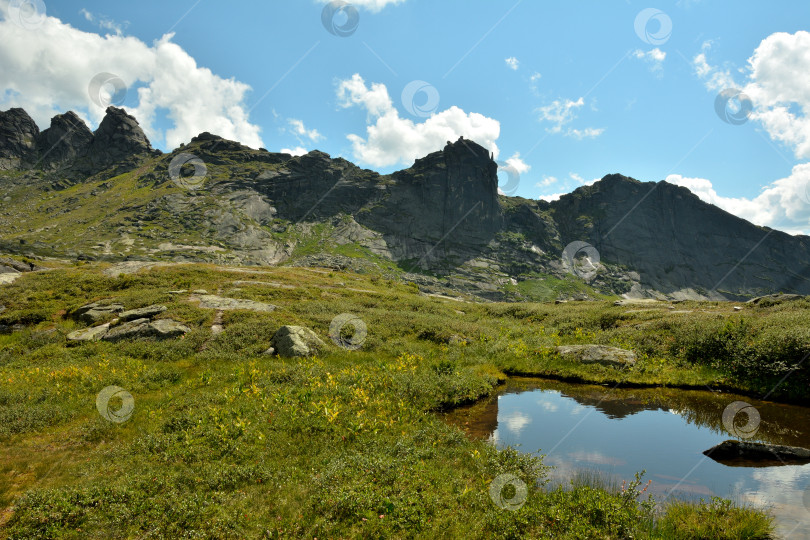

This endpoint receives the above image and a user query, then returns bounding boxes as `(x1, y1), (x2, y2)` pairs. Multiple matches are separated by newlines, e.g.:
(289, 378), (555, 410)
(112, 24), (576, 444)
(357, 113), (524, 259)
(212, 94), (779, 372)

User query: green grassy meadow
(0, 258), (797, 538)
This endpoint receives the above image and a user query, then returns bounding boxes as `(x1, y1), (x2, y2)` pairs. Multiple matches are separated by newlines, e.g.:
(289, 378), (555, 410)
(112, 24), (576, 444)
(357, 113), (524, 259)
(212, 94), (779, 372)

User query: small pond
(445, 378), (810, 538)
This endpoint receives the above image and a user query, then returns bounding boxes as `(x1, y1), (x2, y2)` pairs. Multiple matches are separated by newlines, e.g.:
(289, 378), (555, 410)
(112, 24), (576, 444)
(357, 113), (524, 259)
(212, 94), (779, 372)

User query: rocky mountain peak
(406, 136), (494, 176)
(89, 106), (157, 171)
(0, 106), (158, 178)
(35, 111), (94, 169)
(0, 108), (40, 170)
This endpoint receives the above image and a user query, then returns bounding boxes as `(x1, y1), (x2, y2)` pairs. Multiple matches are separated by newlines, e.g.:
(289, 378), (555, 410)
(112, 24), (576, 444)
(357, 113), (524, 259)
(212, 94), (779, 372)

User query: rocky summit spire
(0, 108), (40, 170)
(89, 106), (156, 169)
(35, 111), (94, 169)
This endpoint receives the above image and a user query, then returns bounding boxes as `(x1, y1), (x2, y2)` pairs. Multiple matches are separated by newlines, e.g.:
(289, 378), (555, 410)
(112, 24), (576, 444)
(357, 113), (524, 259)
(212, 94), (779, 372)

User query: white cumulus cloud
(690, 31), (810, 235)
(695, 32), (810, 160)
(504, 151), (530, 174)
(667, 166), (810, 235)
(505, 57), (519, 70)
(336, 73), (502, 168)
(0, 4), (263, 150)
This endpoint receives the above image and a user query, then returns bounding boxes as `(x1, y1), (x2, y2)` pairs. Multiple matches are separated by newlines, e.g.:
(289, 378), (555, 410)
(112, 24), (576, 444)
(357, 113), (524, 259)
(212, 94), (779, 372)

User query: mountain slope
(1, 106), (808, 301)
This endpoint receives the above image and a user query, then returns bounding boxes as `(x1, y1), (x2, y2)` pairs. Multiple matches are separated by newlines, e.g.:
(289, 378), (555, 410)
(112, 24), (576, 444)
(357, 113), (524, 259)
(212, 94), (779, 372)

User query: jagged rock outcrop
(35, 111), (94, 170)
(0, 108), (40, 170)
(0, 106), (158, 179)
(89, 106), (158, 173)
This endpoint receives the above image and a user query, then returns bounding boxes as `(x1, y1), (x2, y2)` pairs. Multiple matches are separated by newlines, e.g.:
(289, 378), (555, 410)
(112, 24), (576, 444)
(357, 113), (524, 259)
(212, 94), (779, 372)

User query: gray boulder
(119, 304), (168, 321)
(72, 302), (125, 324)
(148, 319), (191, 339)
(102, 318), (150, 342)
(554, 345), (636, 368)
(266, 326), (326, 357)
(67, 323), (111, 342)
(703, 440), (810, 466)
(0, 256), (37, 273)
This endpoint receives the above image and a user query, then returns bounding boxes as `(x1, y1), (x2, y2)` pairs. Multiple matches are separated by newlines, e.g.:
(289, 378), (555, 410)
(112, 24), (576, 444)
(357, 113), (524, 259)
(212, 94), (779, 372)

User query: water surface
(446, 378), (810, 538)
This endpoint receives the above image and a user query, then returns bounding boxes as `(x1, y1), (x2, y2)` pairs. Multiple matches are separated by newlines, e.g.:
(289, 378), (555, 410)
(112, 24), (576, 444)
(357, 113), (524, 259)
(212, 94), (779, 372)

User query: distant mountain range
(2, 106), (809, 301)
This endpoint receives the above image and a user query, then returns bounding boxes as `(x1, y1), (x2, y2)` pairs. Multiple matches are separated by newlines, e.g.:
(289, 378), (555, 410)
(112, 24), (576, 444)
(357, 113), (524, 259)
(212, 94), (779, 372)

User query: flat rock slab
(67, 323), (111, 342)
(232, 280), (296, 289)
(103, 261), (174, 278)
(703, 440), (810, 467)
(190, 294), (276, 312)
(119, 304), (168, 321)
(555, 344), (636, 367)
(101, 318), (190, 342)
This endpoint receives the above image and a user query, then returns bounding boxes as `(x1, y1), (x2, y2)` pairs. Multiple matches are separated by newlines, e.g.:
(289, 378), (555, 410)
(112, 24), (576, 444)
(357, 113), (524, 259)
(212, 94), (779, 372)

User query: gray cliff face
(2, 105), (810, 300)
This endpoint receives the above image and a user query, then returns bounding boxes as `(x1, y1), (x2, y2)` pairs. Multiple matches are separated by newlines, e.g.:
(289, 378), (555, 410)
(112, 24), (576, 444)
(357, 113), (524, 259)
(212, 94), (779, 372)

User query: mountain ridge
(1, 106), (808, 302)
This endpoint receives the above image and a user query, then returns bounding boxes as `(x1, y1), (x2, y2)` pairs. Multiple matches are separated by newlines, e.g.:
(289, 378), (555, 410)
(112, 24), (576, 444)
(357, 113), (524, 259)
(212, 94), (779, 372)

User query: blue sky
(2, 0), (810, 234)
